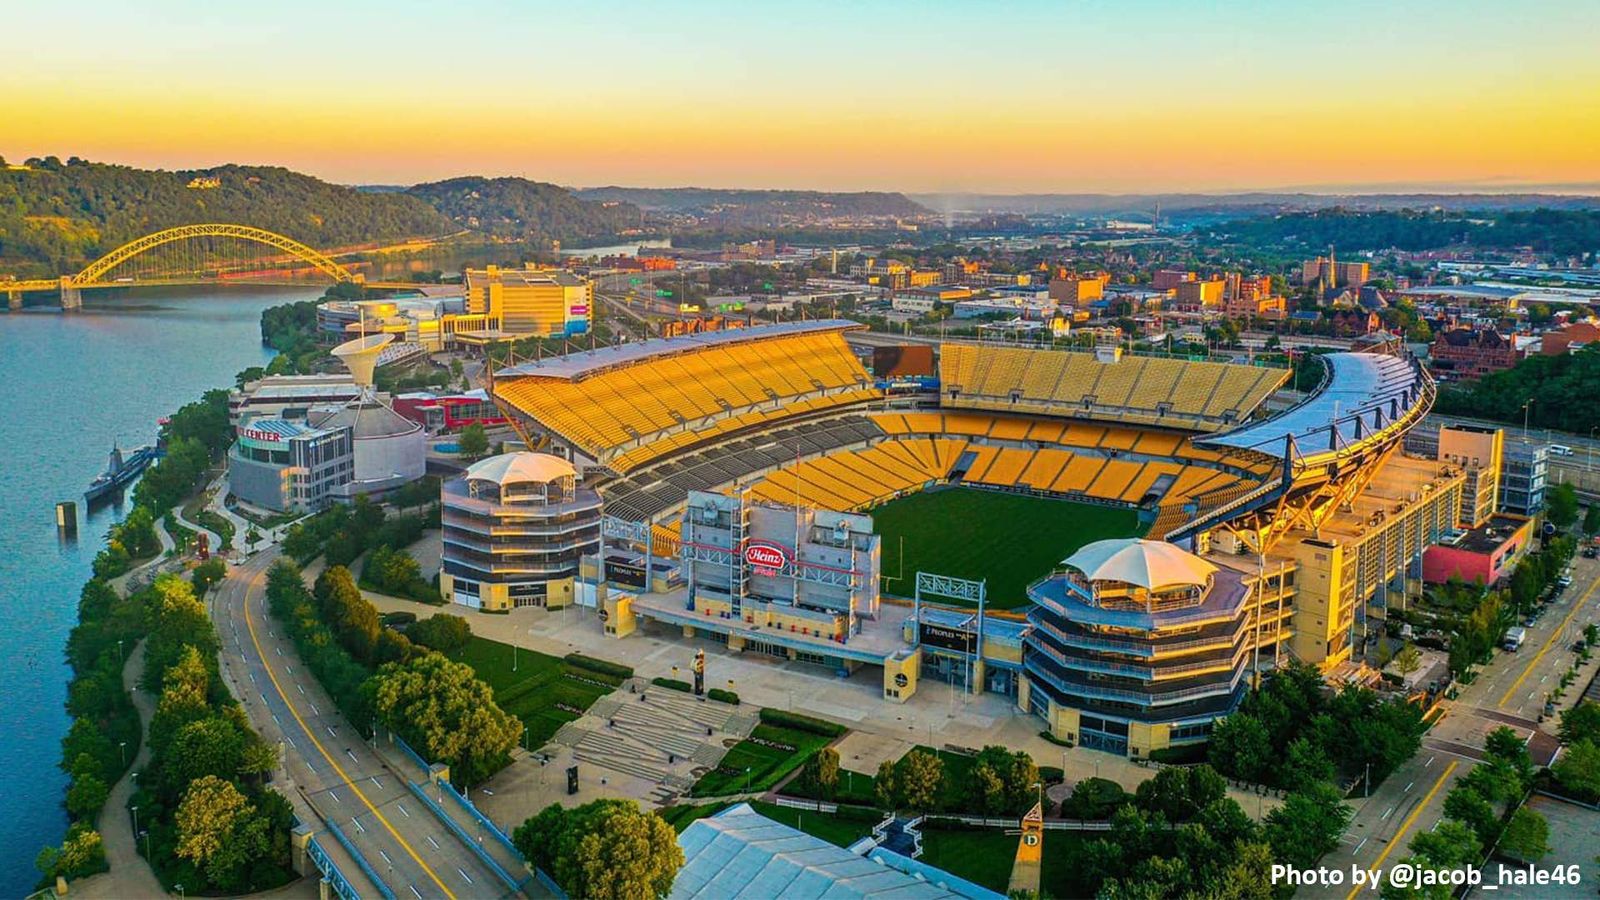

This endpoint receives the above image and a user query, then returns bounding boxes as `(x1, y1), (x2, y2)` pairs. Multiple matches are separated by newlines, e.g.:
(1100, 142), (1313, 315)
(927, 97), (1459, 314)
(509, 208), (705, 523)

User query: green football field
(871, 487), (1141, 609)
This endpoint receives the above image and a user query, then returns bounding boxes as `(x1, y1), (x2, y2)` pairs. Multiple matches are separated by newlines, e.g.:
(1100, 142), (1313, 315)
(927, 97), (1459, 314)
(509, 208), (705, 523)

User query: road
(1311, 552), (1600, 899)
(211, 550), (518, 900)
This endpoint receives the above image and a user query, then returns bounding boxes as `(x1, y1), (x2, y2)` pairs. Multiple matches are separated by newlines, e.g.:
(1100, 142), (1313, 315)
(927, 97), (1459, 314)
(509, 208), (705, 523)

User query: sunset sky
(5, 0), (1599, 193)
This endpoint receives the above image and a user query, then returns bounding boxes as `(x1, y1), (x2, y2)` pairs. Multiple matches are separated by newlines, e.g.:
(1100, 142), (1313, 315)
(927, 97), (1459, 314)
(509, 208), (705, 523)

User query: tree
(894, 750), (944, 812)
(1442, 784), (1500, 848)
(1483, 726), (1534, 782)
(512, 800), (681, 900)
(1392, 642), (1423, 680)
(873, 759), (899, 810)
(1264, 782), (1351, 868)
(1208, 713), (1273, 784)
(1383, 820), (1481, 900)
(1548, 482), (1580, 530)
(1559, 701), (1600, 745)
(799, 747), (840, 801)
(967, 762), (1005, 814)
(65, 771), (109, 821)
(1551, 738), (1600, 800)
(1498, 807), (1550, 862)
(191, 558), (228, 596)
(458, 423), (489, 460)
(175, 775), (250, 871)
(1583, 503), (1600, 537)
(369, 652), (521, 786)
(1134, 765), (1225, 822)
(406, 613), (472, 655)
(1282, 737), (1336, 792)
(162, 717), (247, 798)
(1060, 777), (1131, 820)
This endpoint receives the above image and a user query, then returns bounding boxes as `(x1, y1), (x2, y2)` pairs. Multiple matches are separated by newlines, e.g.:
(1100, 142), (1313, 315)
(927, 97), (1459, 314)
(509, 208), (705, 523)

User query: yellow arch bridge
(2, 223), (369, 310)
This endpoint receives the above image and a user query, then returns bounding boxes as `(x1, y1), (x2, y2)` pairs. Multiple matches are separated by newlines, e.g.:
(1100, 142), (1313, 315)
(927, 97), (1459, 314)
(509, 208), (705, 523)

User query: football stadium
(469, 319), (1487, 757)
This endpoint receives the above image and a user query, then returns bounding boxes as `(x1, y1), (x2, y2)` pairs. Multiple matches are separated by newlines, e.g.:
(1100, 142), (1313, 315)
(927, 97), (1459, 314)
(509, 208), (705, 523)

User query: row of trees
(1553, 701), (1600, 802)
(1059, 764), (1349, 898)
(1209, 662), (1426, 792)
(131, 575), (294, 893)
(1384, 728), (1549, 898)
(265, 561), (518, 787)
(281, 495), (436, 569)
(512, 800), (682, 900)
(1435, 344), (1600, 434)
(36, 577), (148, 885)
(872, 746), (1042, 816)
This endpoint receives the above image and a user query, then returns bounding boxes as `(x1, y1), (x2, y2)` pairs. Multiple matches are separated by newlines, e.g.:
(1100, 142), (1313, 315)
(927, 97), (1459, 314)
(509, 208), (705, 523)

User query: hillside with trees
(406, 176), (641, 244)
(1212, 208), (1600, 256)
(1434, 344), (1600, 433)
(574, 186), (927, 224)
(0, 157), (451, 277)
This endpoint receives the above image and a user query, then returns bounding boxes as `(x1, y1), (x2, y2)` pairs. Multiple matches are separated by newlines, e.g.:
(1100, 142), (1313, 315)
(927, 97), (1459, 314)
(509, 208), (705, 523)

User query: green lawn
(690, 723), (837, 797)
(871, 488), (1140, 608)
(655, 801), (878, 848)
(919, 826), (1097, 897)
(448, 636), (619, 749)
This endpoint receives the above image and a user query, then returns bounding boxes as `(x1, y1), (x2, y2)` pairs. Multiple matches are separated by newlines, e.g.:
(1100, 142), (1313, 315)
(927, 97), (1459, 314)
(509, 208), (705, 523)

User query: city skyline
(6, 0), (1599, 193)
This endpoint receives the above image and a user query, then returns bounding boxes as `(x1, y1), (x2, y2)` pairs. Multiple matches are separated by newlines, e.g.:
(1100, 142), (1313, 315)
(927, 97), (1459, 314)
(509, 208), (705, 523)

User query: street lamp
(139, 829), (150, 860)
(120, 741), (127, 766)
(1522, 398), (1536, 437)
(131, 805), (139, 835)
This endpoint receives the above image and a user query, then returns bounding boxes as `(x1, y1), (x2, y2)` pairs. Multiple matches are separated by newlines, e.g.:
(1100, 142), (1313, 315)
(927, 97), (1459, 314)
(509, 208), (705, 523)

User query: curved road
(211, 551), (514, 900)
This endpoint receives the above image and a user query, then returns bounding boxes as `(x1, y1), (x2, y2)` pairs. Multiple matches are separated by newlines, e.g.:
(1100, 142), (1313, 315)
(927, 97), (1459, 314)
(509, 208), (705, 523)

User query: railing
(321, 819), (395, 900)
(390, 733), (431, 777)
(1024, 657), (1241, 704)
(439, 779), (522, 861)
(406, 781), (526, 894)
(1030, 614), (1236, 656)
(306, 834), (367, 900)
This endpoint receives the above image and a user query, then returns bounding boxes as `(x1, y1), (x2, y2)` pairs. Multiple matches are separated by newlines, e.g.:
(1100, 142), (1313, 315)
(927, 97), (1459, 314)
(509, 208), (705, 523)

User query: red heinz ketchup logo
(744, 541), (788, 569)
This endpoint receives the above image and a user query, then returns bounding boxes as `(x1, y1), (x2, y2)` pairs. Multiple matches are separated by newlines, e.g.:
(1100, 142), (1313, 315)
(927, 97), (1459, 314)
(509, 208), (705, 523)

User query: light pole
(139, 829), (150, 860)
(1522, 398), (1536, 437)
(120, 741), (127, 767)
(131, 805), (139, 836)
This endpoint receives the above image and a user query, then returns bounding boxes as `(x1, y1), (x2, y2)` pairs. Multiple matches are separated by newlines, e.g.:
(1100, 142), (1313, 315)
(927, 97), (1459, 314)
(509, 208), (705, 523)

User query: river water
(0, 284), (321, 895)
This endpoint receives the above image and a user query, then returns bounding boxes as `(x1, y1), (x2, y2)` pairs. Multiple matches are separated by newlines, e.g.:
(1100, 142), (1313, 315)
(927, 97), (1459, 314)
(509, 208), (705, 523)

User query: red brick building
(1430, 328), (1524, 380)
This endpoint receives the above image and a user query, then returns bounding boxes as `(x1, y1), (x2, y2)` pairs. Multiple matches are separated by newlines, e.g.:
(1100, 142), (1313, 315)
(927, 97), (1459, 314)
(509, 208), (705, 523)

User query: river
(0, 284), (321, 895)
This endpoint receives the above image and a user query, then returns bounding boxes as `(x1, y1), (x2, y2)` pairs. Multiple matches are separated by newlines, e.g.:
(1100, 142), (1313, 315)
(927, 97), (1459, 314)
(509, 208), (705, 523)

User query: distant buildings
(1430, 328), (1524, 380)
(1047, 271), (1109, 304)
(462, 265), (593, 338)
(1300, 255), (1370, 289)
(1540, 321), (1600, 355)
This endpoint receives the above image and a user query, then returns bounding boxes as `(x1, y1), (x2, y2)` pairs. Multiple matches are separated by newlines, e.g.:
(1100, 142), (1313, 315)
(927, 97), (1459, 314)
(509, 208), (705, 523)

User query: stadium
(476, 319), (1476, 757)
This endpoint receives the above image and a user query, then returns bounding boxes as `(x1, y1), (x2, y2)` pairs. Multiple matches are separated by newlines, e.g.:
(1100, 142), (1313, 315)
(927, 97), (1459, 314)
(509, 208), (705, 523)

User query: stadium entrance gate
(913, 572), (986, 696)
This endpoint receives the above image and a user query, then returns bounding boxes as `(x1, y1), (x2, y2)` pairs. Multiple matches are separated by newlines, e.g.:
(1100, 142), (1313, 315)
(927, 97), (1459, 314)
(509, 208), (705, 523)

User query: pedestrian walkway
(72, 641), (165, 899)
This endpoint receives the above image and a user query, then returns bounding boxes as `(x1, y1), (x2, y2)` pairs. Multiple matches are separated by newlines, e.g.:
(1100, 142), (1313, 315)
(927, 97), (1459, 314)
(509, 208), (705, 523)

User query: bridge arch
(71, 223), (360, 286)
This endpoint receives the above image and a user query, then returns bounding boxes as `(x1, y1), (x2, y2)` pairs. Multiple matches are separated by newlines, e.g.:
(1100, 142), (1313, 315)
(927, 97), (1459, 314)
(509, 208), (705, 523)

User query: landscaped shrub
(564, 653), (634, 680)
(651, 677), (692, 693)
(759, 708), (846, 737)
(708, 688), (739, 705)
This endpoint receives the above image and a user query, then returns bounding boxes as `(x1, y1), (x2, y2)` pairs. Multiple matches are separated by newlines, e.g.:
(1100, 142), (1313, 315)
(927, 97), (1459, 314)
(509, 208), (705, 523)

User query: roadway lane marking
(238, 559), (457, 900)
(312, 703), (321, 715)
(1404, 781), (1414, 793)
(347, 749), (359, 763)
(1354, 837), (1367, 854)
(457, 868), (473, 886)
(370, 776), (383, 789)
(427, 836), (440, 850)
(1499, 576), (1599, 706)
(352, 817), (365, 834)
(329, 789), (340, 803)
(297, 684), (305, 695)
(1345, 761), (1458, 900)
(379, 850), (393, 865)
(1381, 806), (1395, 820)
(408, 886), (422, 899)
(397, 803), (409, 818)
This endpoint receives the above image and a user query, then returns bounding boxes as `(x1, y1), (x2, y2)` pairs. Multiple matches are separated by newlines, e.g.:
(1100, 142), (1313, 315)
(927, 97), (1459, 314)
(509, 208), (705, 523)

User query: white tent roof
(464, 452), (576, 486)
(1062, 538), (1216, 589)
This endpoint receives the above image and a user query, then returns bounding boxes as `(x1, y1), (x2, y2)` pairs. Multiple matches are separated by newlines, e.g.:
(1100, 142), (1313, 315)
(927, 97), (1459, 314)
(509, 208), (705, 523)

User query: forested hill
(0, 157), (452, 276)
(1211, 208), (1600, 256)
(406, 177), (641, 243)
(573, 186), (928, 223)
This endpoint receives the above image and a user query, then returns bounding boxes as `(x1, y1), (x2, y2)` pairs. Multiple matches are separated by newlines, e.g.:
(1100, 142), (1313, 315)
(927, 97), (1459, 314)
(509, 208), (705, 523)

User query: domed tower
(1021, 538), (1263, 757)
(311, 333), (427, 499)
(439, 452), (602, 611)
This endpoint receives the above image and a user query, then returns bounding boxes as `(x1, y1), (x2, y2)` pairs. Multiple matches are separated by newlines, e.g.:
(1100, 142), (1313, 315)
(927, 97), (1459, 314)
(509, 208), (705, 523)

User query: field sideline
(871, 487), (1141, 608)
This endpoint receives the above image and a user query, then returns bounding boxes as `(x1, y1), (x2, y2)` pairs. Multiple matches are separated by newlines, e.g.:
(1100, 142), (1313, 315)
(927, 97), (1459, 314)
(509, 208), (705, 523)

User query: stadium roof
(496, 319), (862, 381)
(672, 804), (996, 900)
(1062, 538), (1217, 589)
(1197, 352), (1423, 458)
(464, 452), (576, 486)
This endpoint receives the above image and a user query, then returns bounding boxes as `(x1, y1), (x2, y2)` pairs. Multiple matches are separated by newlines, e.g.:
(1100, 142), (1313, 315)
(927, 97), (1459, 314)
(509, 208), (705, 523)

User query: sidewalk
(72, 641), (165, 899)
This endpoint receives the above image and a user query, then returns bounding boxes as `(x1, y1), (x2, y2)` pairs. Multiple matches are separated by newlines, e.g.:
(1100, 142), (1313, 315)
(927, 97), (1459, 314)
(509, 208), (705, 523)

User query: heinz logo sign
(744, 541), (788, 571)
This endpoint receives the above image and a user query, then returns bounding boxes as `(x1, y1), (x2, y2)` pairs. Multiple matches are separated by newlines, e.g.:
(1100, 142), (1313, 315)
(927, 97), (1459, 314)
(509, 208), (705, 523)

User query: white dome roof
(1062, 538), (1216, 590)
(465, 452), (576, 486)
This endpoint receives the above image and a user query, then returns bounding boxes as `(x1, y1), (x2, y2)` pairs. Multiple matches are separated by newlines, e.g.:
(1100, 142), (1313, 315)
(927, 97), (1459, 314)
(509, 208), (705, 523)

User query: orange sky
(5, 0), (1599, 192)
